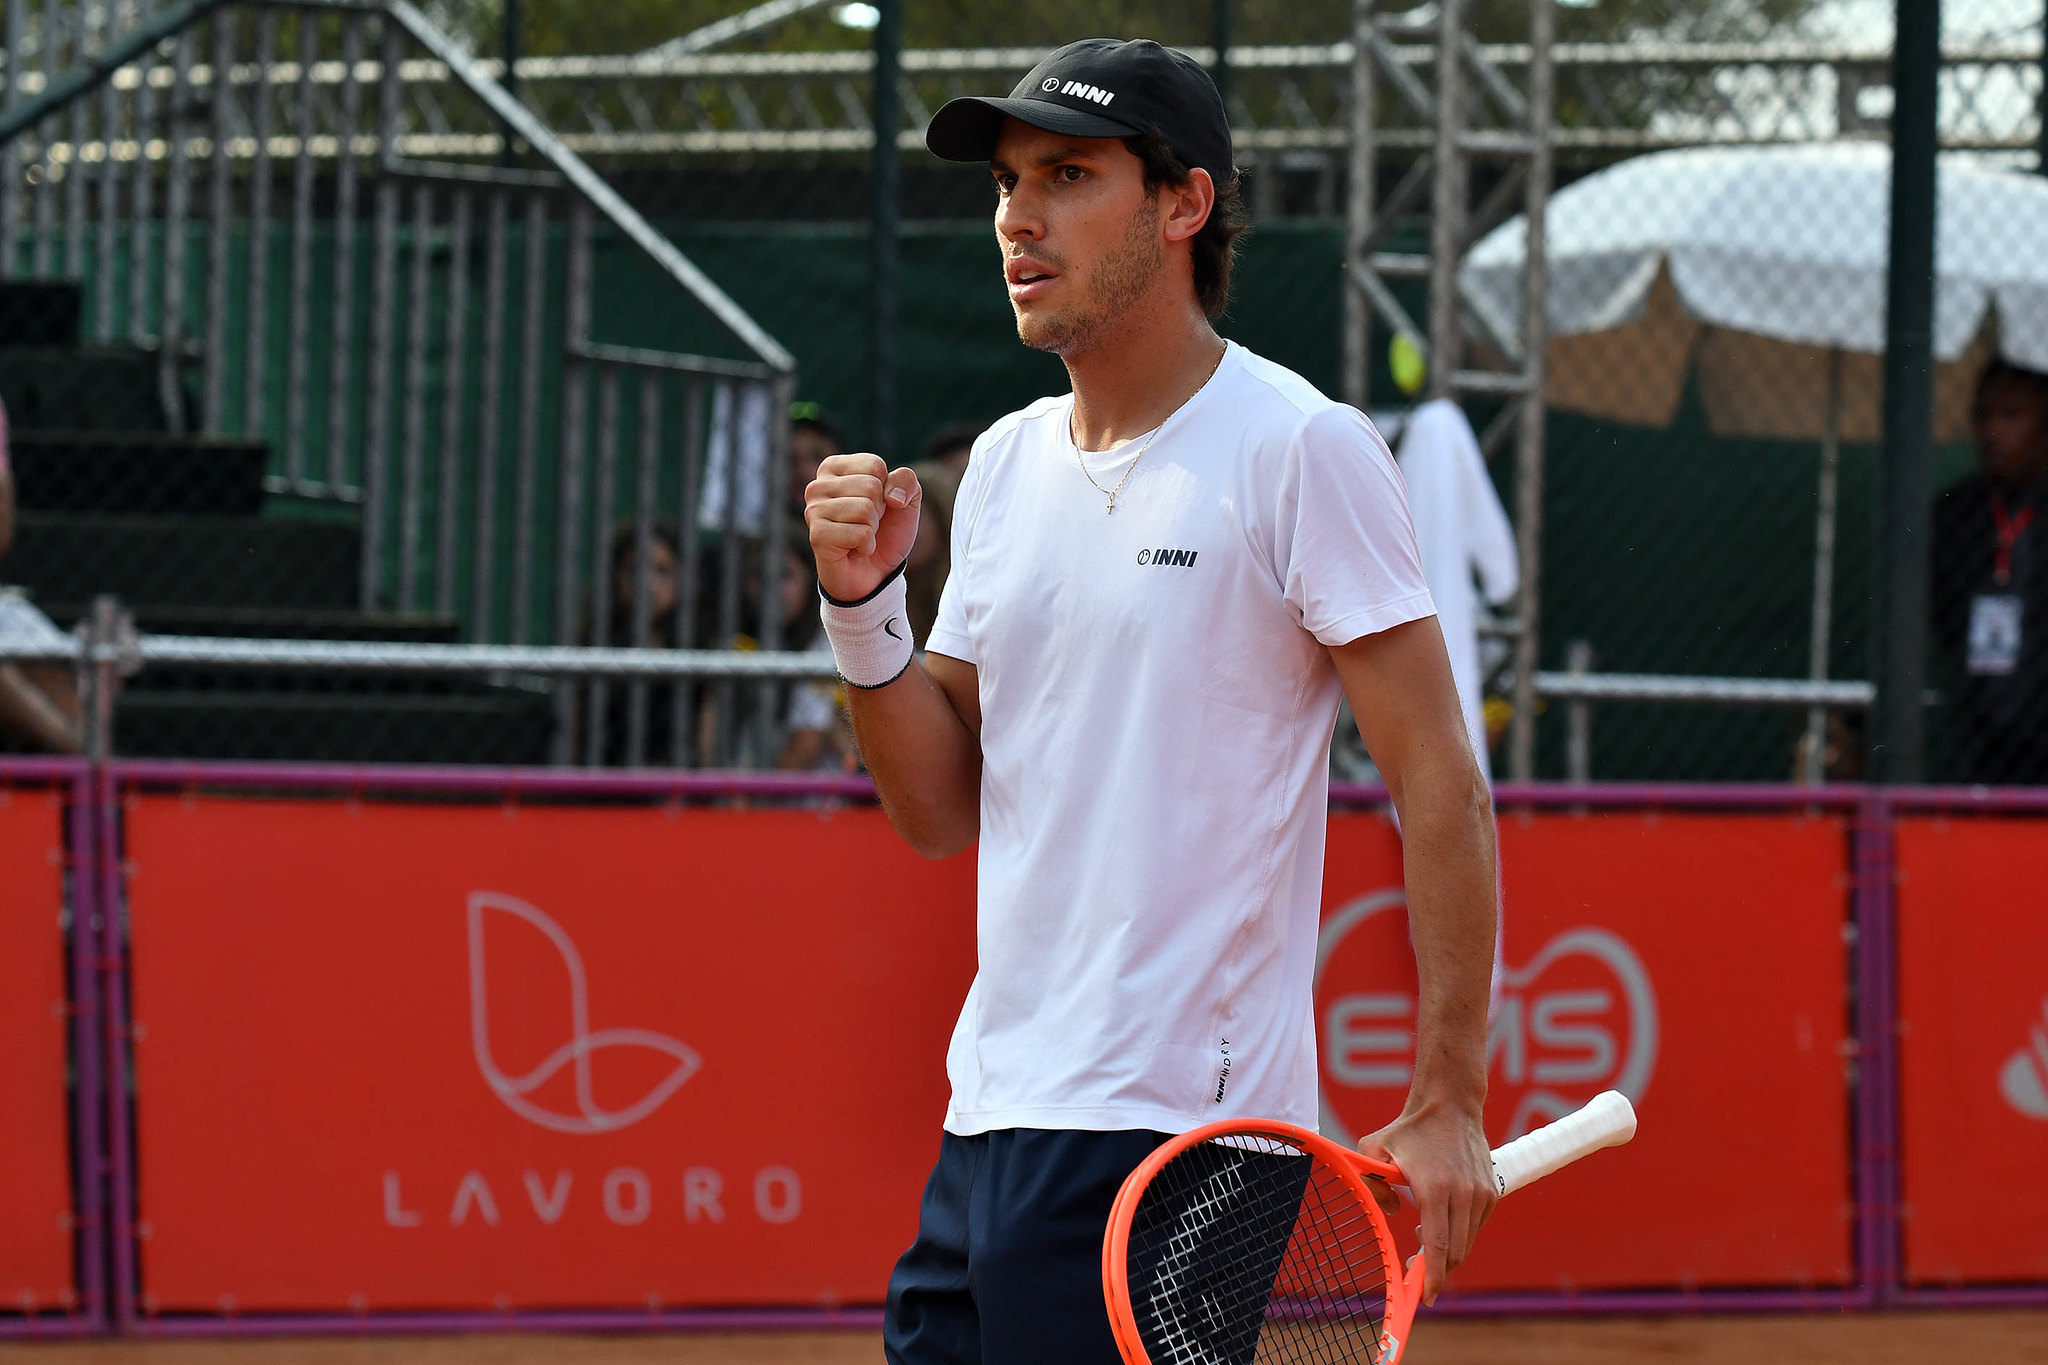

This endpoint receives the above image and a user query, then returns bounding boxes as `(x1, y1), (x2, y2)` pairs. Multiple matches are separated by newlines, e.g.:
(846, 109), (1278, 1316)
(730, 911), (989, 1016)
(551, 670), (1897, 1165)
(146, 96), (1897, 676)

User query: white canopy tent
(1460, 145), (2048, 779)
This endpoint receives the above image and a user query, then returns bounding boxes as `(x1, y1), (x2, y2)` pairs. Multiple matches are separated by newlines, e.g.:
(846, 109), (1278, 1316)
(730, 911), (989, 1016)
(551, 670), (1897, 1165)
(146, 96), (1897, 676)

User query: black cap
(925, 38), (1234, 189)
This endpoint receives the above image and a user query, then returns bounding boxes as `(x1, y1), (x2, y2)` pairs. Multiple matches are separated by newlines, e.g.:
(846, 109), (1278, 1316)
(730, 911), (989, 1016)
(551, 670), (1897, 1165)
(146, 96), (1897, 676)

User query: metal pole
(362, 19), (404, 608)
(510, 192), (547, 643)
(203, 11), (232, 430)
(283, 14), (319, 482)
(95, 5), (119, 338)
(242, 10), (276, 431)
(550, 198), (593, 764)
(1508, 0), (1554, 783)
(63, 0), (87, 277)
(61, 762), (105, 1326)
(2038, 0), (2047, 175)
(1565, 637), (1592, 782)
(1804, 348), (1845, 784)
(437, 189), (473, 615)
(584, 366), (621, 767)
(1870, 0), (1940, 784)
(398, 184), (433, 609)
(128, 12), (156, 346)
(0, 0), (22, 277)
(473, 188), (508, 639)
(627, 371), (660, 765)
(753, 372), (794, 763)
(83, 594), (133, 1331)
(30, 0), (57, 276)
(501, 0), (522, 106)
(325, 14), (364, 487)
(714, 380), (742, 763)
(1425, 0), (1466, 399)
(160, 28), (193, 432)
(1211, 0), (1233, 116)
(674, 378), (706, 766)
(1343, 0), (1375, 410)
(869, 0), (901, 458)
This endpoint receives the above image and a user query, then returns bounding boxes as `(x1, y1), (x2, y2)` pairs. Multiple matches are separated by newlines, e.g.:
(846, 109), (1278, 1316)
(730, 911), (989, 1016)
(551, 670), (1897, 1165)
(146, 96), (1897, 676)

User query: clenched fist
(805, 453), (922, 603)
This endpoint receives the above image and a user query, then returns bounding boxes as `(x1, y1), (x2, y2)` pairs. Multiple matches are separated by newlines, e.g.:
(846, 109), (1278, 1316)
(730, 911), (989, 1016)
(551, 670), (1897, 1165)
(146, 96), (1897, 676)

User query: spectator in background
(574, 519), (692, 767)
(1792, 710), (1865, 784)
(789, 403), (845, 517)
(1931, 360), (2048, 784)
(903, 462), (955, 647)
(922, 422), (983, 484)
(0, 398), (82, 755)
(777, 528), (859, 772)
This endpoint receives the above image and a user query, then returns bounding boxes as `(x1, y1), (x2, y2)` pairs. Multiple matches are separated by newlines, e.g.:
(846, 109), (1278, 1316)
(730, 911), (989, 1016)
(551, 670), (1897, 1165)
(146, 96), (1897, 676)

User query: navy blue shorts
(883, 1128), (1169, 1365)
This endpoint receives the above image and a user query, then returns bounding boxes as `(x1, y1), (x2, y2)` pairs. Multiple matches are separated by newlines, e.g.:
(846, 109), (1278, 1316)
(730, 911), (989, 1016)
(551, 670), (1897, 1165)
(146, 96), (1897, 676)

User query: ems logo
(1138, 548), (1199, 567)
(1314, 888), (1658, 1144)
(1058, 79), (1117, 106)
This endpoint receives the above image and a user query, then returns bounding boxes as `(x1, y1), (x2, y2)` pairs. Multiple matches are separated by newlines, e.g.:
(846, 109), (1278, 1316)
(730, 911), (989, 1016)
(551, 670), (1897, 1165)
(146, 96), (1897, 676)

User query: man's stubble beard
(1015, 194), (1163, 357)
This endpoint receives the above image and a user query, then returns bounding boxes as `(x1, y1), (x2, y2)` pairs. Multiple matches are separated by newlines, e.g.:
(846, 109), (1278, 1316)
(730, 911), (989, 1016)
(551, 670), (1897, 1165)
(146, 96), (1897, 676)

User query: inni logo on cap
(1057, 79), (1116, 107)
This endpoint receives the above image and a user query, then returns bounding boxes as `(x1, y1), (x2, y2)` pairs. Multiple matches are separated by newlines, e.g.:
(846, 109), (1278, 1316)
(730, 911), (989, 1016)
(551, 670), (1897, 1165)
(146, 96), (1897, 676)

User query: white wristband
(819, 564), (913, 689)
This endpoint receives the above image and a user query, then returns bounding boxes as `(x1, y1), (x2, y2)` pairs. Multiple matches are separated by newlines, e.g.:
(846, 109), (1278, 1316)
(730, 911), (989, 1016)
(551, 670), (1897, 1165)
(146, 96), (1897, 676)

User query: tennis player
(806, 38), (1499, 1364)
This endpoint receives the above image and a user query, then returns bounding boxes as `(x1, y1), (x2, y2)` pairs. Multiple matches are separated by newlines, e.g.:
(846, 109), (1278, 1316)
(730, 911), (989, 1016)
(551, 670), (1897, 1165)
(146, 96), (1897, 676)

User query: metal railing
(5, 599), (1898, 782)
(0, 1), (800, 767)
(9, 621), (1890, 696)
(5, 594), (845, 769)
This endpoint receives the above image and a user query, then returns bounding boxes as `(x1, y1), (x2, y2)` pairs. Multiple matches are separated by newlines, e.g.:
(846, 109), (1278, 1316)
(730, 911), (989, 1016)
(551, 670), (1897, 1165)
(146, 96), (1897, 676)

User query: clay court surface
(3, 1313), (2045, 1365)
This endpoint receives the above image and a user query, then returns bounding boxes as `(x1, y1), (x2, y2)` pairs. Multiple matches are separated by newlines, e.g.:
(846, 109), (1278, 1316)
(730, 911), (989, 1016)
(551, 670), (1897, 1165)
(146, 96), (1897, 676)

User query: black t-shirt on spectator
(1931, 471), (2048, 784)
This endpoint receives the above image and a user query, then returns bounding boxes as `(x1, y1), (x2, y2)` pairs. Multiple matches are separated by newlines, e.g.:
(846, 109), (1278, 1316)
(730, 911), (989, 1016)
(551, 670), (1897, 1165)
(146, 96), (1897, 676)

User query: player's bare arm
(805, 452), (982, 858)
(1331, 615), (1500, 1304)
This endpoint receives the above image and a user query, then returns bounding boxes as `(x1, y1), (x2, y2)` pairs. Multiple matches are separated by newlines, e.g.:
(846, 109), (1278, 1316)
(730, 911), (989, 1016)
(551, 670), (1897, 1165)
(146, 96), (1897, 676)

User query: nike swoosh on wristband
(883, 618), (903, 640)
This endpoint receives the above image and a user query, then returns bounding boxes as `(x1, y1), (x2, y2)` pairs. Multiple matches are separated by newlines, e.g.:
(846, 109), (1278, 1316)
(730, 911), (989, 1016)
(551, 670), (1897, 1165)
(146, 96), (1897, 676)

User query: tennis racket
(1102, 1090), (1637, 1365)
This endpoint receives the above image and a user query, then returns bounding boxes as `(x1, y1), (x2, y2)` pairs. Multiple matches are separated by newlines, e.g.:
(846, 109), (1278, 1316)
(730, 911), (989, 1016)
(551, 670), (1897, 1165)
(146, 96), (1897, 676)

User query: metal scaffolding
(1343, 0), (1554, 781)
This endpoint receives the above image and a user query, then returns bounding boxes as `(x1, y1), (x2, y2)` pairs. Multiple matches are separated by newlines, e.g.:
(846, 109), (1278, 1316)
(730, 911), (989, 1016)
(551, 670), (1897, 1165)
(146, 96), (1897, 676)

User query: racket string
(1123, 1135), (1393, 1365)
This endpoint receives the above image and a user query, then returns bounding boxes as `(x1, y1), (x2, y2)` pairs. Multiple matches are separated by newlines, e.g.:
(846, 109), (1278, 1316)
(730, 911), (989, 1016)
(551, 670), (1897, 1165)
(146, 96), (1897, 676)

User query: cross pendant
(1105, 497), (1117, 514)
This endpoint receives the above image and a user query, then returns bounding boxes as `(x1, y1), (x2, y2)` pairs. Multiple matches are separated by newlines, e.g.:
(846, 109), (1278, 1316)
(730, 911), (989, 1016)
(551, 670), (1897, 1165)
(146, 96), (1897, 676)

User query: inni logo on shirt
(1137, 547), (1199, 568)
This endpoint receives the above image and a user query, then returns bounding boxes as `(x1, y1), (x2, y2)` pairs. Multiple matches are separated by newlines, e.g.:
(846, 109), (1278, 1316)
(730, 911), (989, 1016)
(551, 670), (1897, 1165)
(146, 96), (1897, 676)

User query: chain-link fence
(3, 0), (2045, 781)
(0, 0), (803, 768)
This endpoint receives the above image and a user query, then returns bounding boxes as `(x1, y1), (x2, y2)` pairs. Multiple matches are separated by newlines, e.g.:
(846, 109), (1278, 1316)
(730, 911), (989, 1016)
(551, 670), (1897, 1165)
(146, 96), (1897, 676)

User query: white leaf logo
(1999, 997), (2048, 1121)
(467, 891), (701, 1134)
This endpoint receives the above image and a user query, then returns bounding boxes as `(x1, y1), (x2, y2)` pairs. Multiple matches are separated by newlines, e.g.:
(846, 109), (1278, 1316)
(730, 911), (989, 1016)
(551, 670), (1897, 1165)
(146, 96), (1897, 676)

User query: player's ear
(1162, 168), (1215, 244)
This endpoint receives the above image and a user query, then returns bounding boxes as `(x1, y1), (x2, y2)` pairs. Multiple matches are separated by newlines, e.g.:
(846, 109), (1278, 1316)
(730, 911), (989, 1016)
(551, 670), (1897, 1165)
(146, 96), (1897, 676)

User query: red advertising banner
(0, 787), (76, 1311)
(1318, 811), (1853, 1291)
(126, 797), (1854, 1309)
(1895, 817), (2048, 1285)
(124, 797), (976, 1311)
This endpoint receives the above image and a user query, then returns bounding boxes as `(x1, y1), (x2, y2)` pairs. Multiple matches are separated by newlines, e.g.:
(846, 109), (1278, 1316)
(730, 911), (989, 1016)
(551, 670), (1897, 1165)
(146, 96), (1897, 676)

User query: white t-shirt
(926, 342), (1434, 1136)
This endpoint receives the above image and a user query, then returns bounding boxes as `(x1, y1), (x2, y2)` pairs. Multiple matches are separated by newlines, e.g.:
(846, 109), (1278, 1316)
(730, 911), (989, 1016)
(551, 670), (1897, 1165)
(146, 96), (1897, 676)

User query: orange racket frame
(1102, 1091), (1638, 1365)
(1102, 1118), (1423, 1365)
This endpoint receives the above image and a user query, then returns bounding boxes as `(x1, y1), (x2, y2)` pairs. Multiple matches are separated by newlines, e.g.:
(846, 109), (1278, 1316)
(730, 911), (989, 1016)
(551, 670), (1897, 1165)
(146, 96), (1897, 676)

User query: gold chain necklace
(1074, 345), (1227, 515)
(1076, 422), (1165, 515)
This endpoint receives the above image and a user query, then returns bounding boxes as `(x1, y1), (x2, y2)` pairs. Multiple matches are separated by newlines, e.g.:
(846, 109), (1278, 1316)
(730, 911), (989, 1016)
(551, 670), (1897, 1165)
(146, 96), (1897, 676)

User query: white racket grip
(1488, 1091), (1637, 1197)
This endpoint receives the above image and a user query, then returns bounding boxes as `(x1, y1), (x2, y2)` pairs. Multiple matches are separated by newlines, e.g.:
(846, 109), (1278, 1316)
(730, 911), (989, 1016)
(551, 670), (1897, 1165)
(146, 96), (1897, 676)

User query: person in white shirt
(804, 39), (1499, 1365)
(0, 398), (82, 754)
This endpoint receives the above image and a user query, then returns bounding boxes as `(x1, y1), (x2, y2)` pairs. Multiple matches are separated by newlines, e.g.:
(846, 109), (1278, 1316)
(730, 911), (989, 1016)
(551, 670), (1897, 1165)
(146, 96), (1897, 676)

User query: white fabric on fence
(697, 382), (774, 533)
(1394, 399), (1518, 783)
